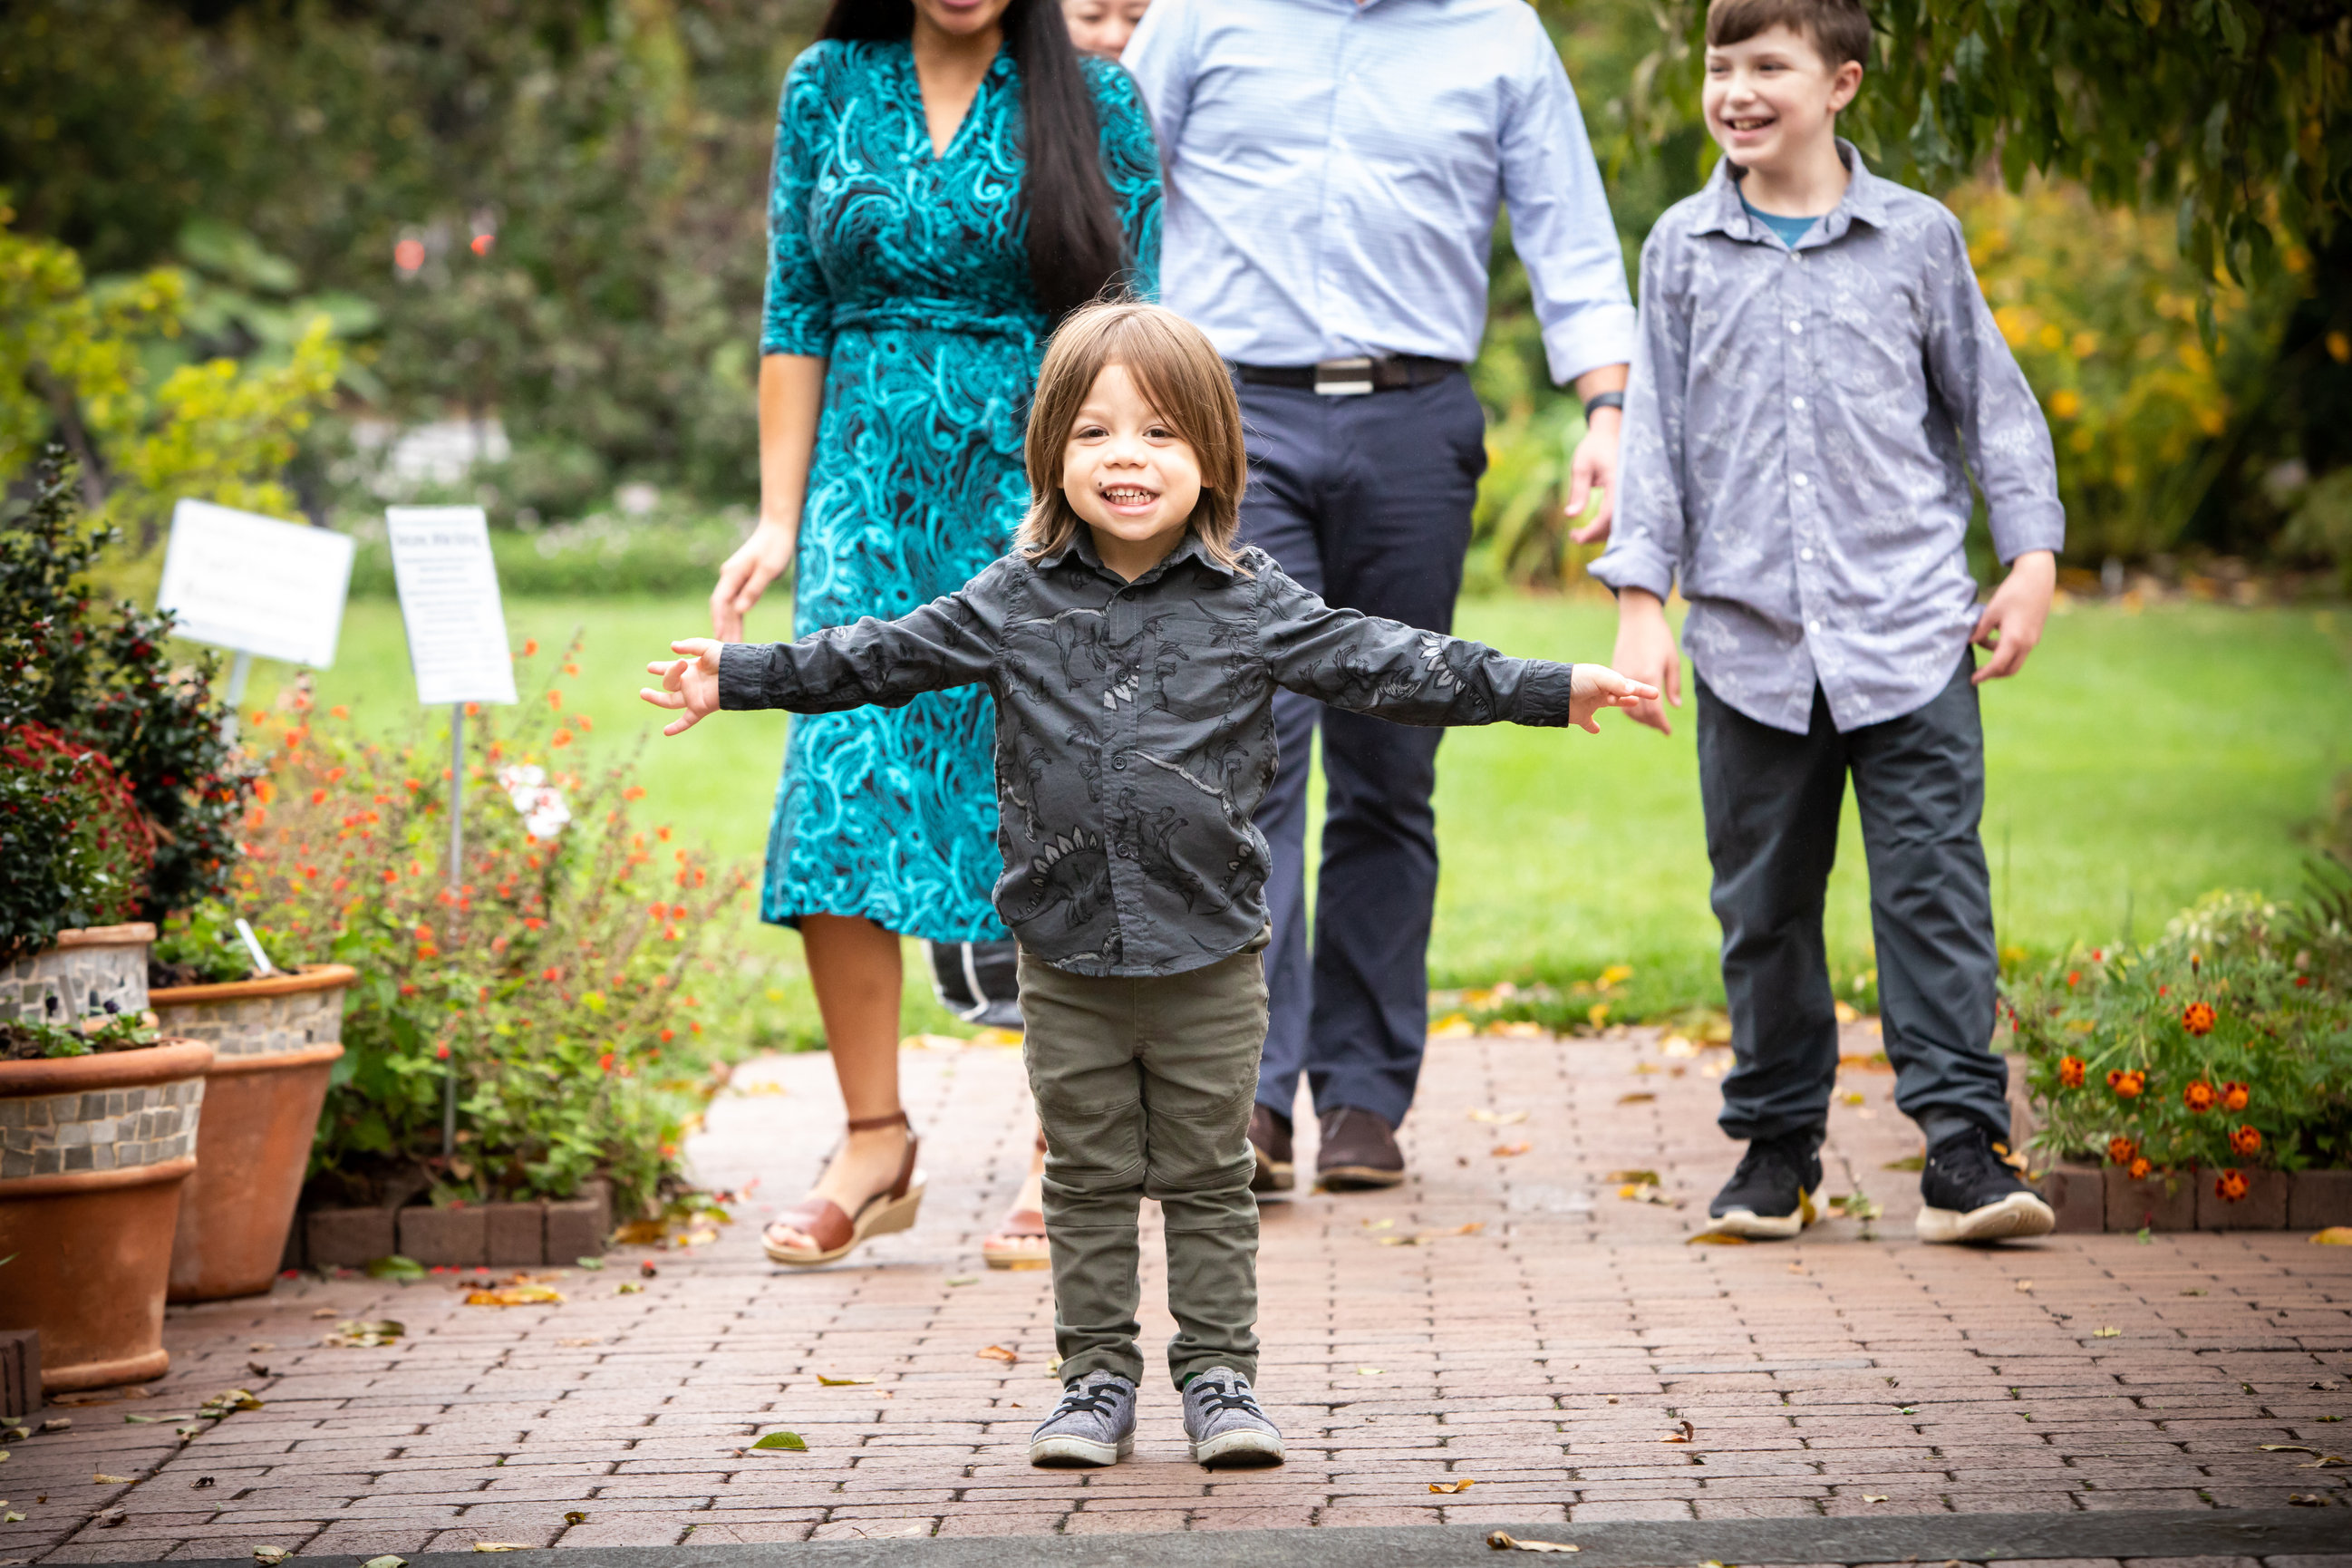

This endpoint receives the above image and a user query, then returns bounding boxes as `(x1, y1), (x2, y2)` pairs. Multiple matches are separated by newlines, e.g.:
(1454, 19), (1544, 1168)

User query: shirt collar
(1032, 528), (1237, 585)
(1690, 139), (1888, 247)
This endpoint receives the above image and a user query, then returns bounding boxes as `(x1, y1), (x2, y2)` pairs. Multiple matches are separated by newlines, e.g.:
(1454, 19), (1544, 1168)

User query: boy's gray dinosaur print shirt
(719, 532), (1579, 978)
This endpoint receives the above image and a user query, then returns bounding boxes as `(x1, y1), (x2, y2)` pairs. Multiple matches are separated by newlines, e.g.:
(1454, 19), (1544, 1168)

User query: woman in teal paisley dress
(709, 0), (1159, 1267)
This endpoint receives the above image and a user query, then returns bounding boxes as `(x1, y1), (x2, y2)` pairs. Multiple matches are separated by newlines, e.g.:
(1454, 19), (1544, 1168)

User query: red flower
(2107, 1136), (2137, 1166)
(2221, 1080), (2249, 1111)
(2228, 1124), (2261, 1157)
(2181, 1002), (2216, 1036)
(2183, 1079), (2217, 1113)
(599, 1051), (616, 1072)
(435, 1043), (450, 1060)
(659, 1028), (675, 1043)
(2128, 1157), (2152, 1180)
(2214, 1169), (2250, 1203)
(2067, 970), (2081, 988)
(542, 966), (561, 982)
(2157, 984), (2169, 997)
(2059, 1056), (2086, 1088)
(2106, 1068), (2144, 1099)
(310, 788), (328, 805)
(2295, 975), (2311, 987)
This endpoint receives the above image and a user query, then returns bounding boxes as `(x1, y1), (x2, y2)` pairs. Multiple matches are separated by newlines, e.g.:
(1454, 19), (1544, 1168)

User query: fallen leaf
(1428, 1477), (1476, 1493)
(3, 1509), (23, 1523)
(472, 1545), (534, 1553)
(817, 1375), (874, 1387)
(2014, 1280), (2034, 1292)
(2287, 1493), (2329, 1505)
(1616, 1092), (1655, 1105)
(679, 1227), (720, 1248)
(1491, 1142), (1532, 1157)
(2260, 1444), (2322, 1454)
(466, 1285), (565, 1307)
(2312, 1227), (2352, 1245)
(1687, 1232), (1749, 1245)
(2182, 1288), (2208, 1296)
(2092, 1326), (2121, 1338)
(365, 1253), (424, 1281)
(38, 1418), (70, 1433)
(557, 1338), (601, 1349)
(310, 1307), (338, 1319)
(247, 1360), (271, 1377)
(1863, 1495), (1889, 1503)
(1606, 1168), (1660, 1185)
(322, 1319), (404, 1349)
(1840, 1091), (1865, 1107)
(1486, 1529), (1580, 1553)
(1361, 1217), (1394, 1230)
(1660, 1036), (1699, 1059)
(1357, 1367), (1384, 1376)
(1618, 1183), (1672, 1205)
(91, 1507), (126, 1527)
(1377, 1234), (1419, 1246)
(750, 1430), (807, 1452)
(1827, 1193), (1883, 1221)
(945, 1275), (980, 1286)
(92, 1474), (136, 1485)
(615, 1282), (644, 1294)
(1662, 1420), (1695, 1443)
(193, 1476), (216, 1488)
(254, 1550), (291, 1566)
(1443, 1222), (1485, 1235)
(564, 1511), (587, 1524)
(576, 1257), (605, 1270)
(2304, 1455), (2350, 1468)
(1883, 1154), (1924, 1171)
(613, 1220), (667, 1246)
(1467, 1108), (1529, 1125)
(362, 1556), (408, 1568)
(977, 1345), (1019, 1364)
(1430, 1012), (1474, 1039)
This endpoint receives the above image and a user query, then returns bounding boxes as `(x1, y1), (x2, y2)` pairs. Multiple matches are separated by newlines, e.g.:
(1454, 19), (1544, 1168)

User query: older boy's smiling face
(1703, 24), (1862, 179)
(1063, 361), (1204, 580)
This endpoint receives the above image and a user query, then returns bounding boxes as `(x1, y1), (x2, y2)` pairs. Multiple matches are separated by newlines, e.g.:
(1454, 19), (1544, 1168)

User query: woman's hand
(641, 639), (726, 736)
(1568, 663), (1660, 734)
(711, 520), (797, 643)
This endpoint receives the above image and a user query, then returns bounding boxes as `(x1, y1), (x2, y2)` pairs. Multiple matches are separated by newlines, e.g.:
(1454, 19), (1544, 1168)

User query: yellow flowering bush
(1950, 176), (2301, 561)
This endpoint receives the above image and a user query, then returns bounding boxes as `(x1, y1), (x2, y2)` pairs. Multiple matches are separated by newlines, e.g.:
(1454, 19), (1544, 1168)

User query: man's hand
(1970, 550), (2056, 684)
(1610, 587), (1683, 734)
(1568, 663), (1661, 733)
(641, 639), (726, 736)
(1564, 405), (1621, 545)
(711, 519), (796, 643)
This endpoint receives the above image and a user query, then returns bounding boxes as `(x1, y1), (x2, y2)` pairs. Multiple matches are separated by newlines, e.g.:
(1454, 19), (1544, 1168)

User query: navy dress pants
(1695, 655), (2012, 1151)
(1237, 373), (1487, 1130)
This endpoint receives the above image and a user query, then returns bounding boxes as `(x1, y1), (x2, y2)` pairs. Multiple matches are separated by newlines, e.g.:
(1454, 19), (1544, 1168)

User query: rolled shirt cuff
(1510, 661), (1580, 728)
(716, 644), (769, 711)
(1989, 498), (2067, 565)
(1587, 538), (1675, 602)
(1542, 302), (1640, 388)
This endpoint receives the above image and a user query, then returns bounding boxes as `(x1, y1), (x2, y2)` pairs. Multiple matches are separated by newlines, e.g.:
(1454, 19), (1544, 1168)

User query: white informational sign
(385, 506), (518, 706)
(157, 498), (355, 668)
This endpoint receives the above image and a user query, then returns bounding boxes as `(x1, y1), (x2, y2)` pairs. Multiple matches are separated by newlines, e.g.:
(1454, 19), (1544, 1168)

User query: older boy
(1592, 0), (2063, 1244)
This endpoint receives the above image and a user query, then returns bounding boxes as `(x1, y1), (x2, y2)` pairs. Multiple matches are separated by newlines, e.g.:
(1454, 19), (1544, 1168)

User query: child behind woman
(644, 301), (1655, 1469)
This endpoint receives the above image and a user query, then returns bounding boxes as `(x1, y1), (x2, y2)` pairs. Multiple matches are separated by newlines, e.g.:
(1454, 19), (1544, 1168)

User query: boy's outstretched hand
(1569, 664), (1661, 733)
(641, 639), (725, 735)
(1970, 549), (2055, 684)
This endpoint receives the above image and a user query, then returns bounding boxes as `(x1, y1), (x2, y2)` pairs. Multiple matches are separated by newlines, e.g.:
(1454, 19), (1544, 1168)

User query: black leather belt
(1233, 354), (1462, 396)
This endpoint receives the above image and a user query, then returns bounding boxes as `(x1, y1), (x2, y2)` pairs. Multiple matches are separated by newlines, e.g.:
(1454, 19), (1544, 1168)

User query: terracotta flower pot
(0, 1037), (213, 1393)
(155, 963), (355, 1302)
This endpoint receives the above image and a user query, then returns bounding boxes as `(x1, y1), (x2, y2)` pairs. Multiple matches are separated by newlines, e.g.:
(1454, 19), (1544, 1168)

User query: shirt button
(1807, 619), (1823, 634)
(1800, 547), (1815, 562)
(1793, 473), (1809, 487)
(1791, 395), (1806, 411)
(1788, 320), (1804, 334)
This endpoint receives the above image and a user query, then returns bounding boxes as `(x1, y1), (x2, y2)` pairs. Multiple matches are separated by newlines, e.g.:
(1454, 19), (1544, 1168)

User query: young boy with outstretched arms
(1592, 0), (2065, 1244)
(647, 301), (1657, 1465)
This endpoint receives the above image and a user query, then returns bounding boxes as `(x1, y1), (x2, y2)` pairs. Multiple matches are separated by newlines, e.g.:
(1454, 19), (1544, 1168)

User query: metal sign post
(443, 701), (464, 1158)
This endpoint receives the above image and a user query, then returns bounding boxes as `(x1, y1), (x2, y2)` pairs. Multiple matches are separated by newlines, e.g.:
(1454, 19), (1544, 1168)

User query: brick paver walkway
(4, 1028), (2348, 1562)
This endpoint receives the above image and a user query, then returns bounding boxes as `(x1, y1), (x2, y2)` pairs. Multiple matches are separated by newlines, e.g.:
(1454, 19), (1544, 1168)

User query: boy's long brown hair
(1020, 301), (1248, 573)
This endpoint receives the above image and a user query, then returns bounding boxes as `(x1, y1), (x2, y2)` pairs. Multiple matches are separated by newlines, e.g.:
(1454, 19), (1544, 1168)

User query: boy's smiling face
(1062, 362), (1204, 581)
(1703, 23), (1863, 182)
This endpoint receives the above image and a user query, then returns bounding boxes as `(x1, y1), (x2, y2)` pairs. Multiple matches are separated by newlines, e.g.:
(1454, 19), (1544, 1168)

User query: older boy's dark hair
(1706, 0), (1873, 69)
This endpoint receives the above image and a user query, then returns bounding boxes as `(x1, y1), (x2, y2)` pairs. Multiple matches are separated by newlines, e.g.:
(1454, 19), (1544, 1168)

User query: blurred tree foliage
(0, 0), (824, 520)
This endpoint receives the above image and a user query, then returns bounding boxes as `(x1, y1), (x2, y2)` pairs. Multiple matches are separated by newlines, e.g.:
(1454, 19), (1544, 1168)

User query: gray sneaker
(1181, 1366), (1284, 1467)
(1028, 1370), (1136, 1467)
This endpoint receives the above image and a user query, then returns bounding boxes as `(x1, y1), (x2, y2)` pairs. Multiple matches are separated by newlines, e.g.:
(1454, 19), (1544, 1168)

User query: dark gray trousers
(1239, 373), (1486, 1130)
(1696, 655), (2010, 1149)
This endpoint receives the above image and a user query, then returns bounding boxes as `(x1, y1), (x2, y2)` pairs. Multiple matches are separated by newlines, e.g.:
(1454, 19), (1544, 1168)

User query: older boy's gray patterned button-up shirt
(1592, 143), (2064, 734)
(719, 533), (1579, 977)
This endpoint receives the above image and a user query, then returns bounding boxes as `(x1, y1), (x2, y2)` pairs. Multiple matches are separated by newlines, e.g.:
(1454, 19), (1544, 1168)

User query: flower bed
(194, 635), (749, 1233)
(2012, 886), (2352, 1231)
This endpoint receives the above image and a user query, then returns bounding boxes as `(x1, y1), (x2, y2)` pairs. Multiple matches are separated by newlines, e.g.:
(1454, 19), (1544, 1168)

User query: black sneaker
(1916, 1125), (2056, 1244)
(1703, 1130), (1822, 1240)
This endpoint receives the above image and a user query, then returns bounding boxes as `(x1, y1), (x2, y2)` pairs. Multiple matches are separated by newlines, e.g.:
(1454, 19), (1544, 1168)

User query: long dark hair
(819, 0), (1131, 323)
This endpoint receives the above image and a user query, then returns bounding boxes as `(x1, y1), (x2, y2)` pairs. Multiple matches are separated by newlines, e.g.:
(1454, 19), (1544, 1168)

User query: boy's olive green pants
(1018, 939), (1267, 1390)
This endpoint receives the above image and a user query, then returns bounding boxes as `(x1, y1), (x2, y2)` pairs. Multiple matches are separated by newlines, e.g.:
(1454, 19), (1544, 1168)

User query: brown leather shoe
(1248, 1105), (1294, 1194)
(1317, 1106), (1405, 1189)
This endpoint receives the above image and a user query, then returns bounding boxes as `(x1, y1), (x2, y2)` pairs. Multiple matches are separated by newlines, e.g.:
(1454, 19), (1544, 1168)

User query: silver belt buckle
(1312, 356), (1375, 396)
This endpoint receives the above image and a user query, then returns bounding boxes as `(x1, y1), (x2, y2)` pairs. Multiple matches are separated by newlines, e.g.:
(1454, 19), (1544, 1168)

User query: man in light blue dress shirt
(1124, 0), (1636, 1191)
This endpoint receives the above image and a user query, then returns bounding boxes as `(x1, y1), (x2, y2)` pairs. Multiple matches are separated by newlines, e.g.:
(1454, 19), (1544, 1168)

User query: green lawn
(221, 593), (2352, 1030)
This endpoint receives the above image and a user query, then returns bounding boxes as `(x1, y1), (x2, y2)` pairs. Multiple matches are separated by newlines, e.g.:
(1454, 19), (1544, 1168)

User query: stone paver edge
(69, 1509), (2352, 1568)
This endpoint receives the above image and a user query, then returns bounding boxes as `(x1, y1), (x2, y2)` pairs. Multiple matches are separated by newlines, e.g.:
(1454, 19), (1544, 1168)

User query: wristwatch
(1583, 390), (1626, 418)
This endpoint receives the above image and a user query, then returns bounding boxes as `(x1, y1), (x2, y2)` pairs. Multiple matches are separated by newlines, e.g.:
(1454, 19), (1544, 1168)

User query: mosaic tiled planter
(0, 1037), (212, 1393)
(153, 964), (355, 1302)
(3, 923), (154, 1025)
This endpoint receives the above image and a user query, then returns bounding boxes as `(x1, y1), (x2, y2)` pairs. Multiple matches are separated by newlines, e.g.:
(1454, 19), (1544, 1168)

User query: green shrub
(2012, 890), (2352, 1180)
(0, 722), (152, 962)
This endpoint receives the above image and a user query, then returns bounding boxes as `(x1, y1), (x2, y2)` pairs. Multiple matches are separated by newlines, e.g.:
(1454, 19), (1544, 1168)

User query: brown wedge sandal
(981, 1129), (1050, 1271)
(760, 1110), (925, 1267)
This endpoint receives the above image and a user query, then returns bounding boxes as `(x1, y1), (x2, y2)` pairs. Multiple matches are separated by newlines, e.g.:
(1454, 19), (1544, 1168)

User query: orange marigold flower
(2221, 1080), (2249, 1111)
(2066, 970), (2081, 988)
(565, 662), (580, 676)
(524, 638), (539, 655)
(599, 1051), (616, 1073)
(624, 785), (645, 801)
(2182, 1001), (2216, 1035)
(2228, 1124), (2262, 1157)
(331, 704), (350, 720)
(2106, 1068), (2144, 1098)
(2183, 1079), (2217, 1113)
(552, 731), (574, 749)
(523, 916), (546, 930)
(2128, 1157), (2151, 1179)
(547, 690), (563, 710)
(541, 966), (561, 982)
(2107, 1136), (2137, 1166)
(659, 1028), (675, 1044)
(2059, 1056), (2086, 1088)
(2214, 1168), (2250, 1203)
(311, 788), (328, 805)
